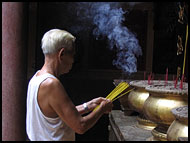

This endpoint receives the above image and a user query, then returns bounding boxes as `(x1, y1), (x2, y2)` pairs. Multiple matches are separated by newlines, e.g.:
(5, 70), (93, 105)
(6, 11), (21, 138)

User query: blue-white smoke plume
(69, 2), (142, 74)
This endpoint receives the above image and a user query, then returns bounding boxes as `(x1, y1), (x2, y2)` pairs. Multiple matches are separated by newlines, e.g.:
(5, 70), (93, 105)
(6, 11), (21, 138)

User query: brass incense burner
(144, 82), (188, 141)
(128, 80), (165, 130)
(167, 105), (188, 141)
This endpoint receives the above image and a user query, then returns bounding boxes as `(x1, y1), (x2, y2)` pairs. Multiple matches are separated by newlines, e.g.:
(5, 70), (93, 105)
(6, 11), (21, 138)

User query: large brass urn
(128, 80), (159, 130)
(167, 105), (188, 141)
(143, 82), (188, 141)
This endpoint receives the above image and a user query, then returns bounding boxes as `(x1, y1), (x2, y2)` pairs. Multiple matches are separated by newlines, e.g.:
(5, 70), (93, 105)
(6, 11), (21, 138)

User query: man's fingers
(95, 97), (106, 103)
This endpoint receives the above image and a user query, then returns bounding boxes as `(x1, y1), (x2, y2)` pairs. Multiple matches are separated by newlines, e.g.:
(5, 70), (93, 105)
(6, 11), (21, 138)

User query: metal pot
(128, 80), (160, 130)
(167, 106), (188, 141)
(144, 82), (188, 141)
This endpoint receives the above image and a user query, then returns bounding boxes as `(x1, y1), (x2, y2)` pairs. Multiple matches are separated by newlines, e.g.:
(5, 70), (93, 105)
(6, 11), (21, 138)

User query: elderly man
(26, 29), (113, 141)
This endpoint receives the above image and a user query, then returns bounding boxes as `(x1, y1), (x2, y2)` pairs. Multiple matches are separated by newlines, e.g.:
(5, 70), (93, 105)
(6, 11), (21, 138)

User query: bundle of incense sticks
(93, 81), (134, 112)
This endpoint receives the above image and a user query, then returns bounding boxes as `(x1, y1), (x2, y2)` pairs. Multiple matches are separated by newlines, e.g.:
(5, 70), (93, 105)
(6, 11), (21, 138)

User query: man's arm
(46, 78), (112, 134)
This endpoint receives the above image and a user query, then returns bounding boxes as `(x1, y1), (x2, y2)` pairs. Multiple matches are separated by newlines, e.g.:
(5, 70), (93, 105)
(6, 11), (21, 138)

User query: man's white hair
(41, 29), (76, 55)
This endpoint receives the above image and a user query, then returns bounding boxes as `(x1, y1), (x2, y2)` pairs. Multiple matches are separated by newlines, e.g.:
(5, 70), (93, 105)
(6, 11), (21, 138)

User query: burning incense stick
(180, 24), (188, 89)
(182, 24), (188, 76)
(148, 75), (150, 85)
(148, 72), (152, 85)
(180, 74), (184, 89)
(165, 68), (168, 86)
(175, 76), (178, 88)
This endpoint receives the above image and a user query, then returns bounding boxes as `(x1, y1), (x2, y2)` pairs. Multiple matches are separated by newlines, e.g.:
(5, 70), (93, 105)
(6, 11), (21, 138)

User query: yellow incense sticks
(93, 81), (133, 112)
(112, 88), (134, 102)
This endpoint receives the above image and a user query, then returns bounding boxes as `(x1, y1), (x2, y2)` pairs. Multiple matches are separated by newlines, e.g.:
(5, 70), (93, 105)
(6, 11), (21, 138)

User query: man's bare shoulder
(43, 77), (60, 86)
(40, 77), (65, 94)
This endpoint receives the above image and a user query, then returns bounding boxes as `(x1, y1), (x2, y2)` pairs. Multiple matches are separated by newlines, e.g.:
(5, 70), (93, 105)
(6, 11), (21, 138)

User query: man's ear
(58, 48), (65, 59)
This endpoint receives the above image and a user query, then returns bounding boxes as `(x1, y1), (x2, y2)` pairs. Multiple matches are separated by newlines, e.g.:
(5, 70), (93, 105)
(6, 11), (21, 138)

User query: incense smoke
(68, 2), (142, 74)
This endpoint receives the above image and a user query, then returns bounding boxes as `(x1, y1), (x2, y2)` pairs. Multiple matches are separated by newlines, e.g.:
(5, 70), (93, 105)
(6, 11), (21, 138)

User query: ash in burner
(68, 2), (142, 75)
(129, 80), (173, 89)
(172, 106), (188, 119)
(145, 82), (188, 95)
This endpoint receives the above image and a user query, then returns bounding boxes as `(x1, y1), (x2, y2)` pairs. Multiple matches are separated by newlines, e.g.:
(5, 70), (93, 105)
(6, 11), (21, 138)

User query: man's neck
(38, 57), (60, 78)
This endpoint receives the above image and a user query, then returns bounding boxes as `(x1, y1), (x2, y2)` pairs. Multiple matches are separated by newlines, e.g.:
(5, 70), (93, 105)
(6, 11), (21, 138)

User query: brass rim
(137, 116), (157, 130)
(151, 128), (167, 141)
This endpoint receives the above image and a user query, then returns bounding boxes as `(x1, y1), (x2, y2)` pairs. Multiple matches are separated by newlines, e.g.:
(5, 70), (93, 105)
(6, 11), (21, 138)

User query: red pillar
(2, 2), (28, 140)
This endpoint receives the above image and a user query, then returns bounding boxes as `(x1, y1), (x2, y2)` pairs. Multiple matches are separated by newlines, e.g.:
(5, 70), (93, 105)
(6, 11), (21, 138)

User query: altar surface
(109, 110), (152, 141)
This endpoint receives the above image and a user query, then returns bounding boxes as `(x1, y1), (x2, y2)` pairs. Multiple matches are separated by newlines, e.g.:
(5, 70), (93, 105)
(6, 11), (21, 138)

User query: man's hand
(87, 97), (107, 111)
(99, 99), (113, 114)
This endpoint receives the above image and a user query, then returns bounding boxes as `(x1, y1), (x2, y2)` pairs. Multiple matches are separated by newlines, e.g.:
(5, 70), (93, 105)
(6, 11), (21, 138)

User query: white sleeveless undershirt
(26, 71), (75, 141)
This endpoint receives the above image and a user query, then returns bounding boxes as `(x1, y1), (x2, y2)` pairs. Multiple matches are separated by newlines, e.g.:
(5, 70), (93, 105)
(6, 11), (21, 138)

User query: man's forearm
(79, 105), (104, 133)
(76, 100), (96, 115)
(76, 104), (88, 115)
